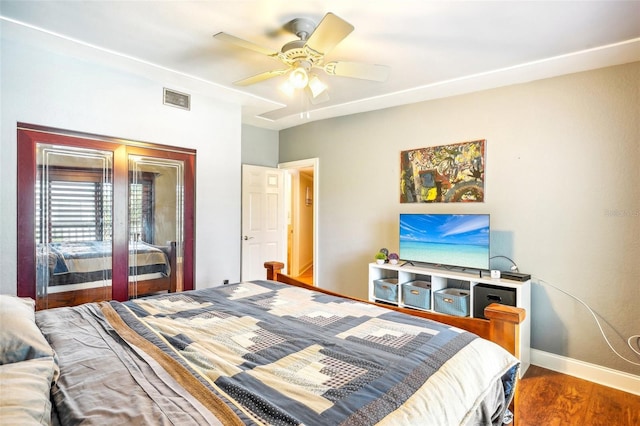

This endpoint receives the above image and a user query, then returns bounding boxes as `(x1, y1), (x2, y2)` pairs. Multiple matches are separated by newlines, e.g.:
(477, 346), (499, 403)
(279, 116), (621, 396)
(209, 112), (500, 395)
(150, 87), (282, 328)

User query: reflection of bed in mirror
(40, 240), (177, 308)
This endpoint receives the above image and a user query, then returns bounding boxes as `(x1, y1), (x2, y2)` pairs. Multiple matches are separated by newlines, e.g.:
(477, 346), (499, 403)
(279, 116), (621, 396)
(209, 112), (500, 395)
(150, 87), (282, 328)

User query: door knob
(243, 236), (254, 240)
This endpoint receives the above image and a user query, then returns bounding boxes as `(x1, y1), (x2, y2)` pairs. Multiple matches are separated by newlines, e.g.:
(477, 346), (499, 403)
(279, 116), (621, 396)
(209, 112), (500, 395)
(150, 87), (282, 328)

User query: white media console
(368, 262), (531, 374)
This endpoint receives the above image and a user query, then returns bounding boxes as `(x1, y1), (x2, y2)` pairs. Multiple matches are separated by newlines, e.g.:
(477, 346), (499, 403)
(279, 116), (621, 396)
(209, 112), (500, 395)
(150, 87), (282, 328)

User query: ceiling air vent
(163, 88), (190, 110)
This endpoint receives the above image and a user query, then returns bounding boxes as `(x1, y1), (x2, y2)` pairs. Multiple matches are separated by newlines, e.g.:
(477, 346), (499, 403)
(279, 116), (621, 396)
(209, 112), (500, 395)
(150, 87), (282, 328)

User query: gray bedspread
(36, 303), (238, 425)
(36, 280), (519, 425)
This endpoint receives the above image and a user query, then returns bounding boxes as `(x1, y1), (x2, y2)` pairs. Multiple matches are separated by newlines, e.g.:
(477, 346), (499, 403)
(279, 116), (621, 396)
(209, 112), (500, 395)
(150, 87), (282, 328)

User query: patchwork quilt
(38, 280), (519, 425)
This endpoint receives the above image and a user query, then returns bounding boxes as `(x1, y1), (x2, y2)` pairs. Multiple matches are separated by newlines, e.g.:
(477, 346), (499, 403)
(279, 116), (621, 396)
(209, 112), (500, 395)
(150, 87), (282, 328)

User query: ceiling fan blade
(304, 13), (354, 56)
(323, 61), (390, 82)
(213, 32), (279, 57)
(234, 69), (289, 86)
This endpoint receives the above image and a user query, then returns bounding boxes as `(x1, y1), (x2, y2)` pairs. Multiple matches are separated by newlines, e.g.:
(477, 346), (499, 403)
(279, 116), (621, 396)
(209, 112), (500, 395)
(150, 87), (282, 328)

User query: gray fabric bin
(434, 288), (470, 317)
(402, 280), (431, 309)
(373, 278), (399, 303)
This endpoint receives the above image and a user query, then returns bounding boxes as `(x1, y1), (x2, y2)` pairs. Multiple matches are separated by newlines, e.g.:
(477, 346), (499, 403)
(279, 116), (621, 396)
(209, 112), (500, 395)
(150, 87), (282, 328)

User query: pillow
(0, 357), (57, 426)
(0, 295), (55, 364)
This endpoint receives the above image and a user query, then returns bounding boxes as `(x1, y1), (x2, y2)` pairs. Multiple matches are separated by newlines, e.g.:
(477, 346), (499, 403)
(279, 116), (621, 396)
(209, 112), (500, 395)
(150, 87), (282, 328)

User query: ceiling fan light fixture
(279, 80), (296, 97)
(307, 75), (327, 98)
(216, 12), (388, 114)
(289, 66), (309, 89)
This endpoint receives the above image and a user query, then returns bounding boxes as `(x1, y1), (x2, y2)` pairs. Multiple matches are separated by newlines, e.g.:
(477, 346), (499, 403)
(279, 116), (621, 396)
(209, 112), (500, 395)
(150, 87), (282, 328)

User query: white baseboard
(530, 349), (640, 396)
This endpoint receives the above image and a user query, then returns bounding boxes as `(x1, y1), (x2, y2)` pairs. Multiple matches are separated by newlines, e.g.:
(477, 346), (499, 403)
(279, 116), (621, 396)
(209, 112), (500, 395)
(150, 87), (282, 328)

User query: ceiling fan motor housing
(280, 43), (323, 68)
(288, 18), (316, 40)
(281, 40), (307, 62)
(280, 17), (323, 67)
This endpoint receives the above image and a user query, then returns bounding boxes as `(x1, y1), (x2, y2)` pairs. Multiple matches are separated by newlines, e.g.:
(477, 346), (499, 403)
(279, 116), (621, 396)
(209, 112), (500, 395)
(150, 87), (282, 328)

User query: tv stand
(368, 261), (531, 374)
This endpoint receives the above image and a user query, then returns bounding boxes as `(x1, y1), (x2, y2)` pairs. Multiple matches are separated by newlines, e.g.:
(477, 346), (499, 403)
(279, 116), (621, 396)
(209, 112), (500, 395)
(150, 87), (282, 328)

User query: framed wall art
(400, 139), (485, 203)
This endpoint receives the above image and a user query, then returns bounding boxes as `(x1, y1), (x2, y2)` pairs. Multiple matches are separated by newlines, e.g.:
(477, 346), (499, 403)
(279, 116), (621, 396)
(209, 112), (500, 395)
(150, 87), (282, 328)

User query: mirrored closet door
(34, 143), (115, 307)
(17, 124), (195, 309)
(127, 151), (187, 299)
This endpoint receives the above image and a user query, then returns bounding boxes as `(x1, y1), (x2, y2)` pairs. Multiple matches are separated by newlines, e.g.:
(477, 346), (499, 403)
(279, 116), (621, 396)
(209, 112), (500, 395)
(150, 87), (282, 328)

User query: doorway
(279, 158), (318, 286)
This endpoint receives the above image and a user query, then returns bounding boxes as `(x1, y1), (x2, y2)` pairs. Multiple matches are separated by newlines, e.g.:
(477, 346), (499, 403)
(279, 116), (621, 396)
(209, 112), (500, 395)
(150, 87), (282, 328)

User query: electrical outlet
(223, 279), (229, 285)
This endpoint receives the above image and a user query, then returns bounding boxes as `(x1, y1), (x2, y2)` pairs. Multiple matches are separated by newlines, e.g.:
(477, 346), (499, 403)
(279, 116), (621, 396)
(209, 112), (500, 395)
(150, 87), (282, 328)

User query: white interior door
(241, 164), (286, 281)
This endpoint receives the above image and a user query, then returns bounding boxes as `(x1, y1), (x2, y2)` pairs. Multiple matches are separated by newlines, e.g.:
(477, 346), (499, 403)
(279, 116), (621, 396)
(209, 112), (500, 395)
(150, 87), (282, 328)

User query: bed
(1, 262), (524, 425)
(37, 240), (177, 309)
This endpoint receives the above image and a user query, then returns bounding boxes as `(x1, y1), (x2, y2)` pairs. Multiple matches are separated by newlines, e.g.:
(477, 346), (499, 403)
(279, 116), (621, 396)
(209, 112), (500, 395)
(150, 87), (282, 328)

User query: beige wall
(241, 124), (279, 167)
(279, 62), (640, 376)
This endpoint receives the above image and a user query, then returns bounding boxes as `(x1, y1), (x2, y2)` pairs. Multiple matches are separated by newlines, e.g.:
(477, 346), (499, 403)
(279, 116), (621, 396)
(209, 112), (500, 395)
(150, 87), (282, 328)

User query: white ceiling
(2, 1), (639, 130)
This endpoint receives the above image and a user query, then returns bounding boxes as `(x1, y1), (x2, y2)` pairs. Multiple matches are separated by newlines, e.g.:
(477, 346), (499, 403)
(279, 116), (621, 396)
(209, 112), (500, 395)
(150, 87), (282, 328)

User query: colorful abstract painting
(400, 140), (485, 203)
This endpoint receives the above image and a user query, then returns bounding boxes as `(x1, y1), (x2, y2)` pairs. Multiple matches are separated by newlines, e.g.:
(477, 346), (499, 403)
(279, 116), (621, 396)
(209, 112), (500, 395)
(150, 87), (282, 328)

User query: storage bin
(373, 278), (399, 303)
(434, 288), (470, 317)
(402, 280), (431, 310)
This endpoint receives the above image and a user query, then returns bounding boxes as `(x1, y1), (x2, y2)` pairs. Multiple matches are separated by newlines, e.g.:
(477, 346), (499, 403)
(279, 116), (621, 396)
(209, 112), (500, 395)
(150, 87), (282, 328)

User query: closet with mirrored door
(17, 124), (195, 309)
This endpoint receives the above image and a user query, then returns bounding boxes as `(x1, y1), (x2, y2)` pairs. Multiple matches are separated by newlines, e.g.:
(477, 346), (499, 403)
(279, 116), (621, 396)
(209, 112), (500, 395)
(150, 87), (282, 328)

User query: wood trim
(17, 122), (196, 156)
(17, 130), (37, 300)
(486, 303), (525, 359)
(183, 153), (195, 291)
(37, 286), (113, 310)
(112, 144), (129, 301)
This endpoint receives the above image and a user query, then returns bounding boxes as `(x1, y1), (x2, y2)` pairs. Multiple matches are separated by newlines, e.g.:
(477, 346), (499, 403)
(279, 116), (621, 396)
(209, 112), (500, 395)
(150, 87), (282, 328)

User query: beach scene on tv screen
(400, 214), (490, 269)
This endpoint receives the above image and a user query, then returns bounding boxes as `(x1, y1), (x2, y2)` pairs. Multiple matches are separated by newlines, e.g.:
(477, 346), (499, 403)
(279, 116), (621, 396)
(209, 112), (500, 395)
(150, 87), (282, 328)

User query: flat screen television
(399, 213), (490, 270)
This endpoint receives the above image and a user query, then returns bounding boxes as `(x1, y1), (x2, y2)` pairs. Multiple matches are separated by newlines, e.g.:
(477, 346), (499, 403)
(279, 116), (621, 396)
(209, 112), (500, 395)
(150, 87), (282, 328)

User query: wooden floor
(516, 365), (640, 426)
(293, 266), (313, 285)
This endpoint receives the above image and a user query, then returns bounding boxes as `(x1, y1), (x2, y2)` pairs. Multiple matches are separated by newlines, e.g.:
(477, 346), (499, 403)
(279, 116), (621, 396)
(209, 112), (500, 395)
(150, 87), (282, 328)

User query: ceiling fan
(213, 12), (390, 104)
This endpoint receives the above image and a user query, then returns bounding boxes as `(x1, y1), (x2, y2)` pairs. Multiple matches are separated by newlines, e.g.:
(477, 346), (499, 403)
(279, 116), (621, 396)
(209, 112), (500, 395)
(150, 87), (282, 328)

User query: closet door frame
(17, 123), (195, 305)
(126, 144), (195, 295)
